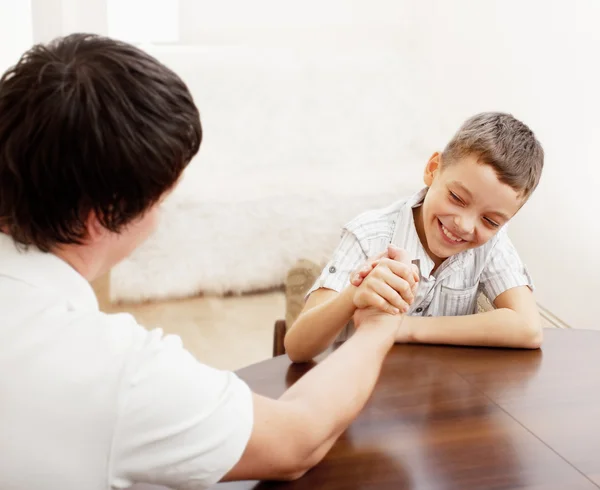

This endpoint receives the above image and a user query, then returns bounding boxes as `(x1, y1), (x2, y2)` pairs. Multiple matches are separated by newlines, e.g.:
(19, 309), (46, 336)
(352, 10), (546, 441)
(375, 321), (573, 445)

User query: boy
(0, 34), (405, 489)
(285, 112), (544, 363)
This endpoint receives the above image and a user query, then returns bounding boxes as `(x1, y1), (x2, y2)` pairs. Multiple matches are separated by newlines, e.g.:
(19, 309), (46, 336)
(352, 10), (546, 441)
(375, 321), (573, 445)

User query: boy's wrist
(341, 284), (359, 313)
(396, 315), (415, 343)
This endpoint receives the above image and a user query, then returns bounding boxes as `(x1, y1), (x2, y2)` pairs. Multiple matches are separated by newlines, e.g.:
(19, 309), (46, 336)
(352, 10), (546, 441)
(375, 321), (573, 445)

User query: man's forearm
(284, 287), (356, 362)
(402, 308), (542, 349)
(280, 316), (396, 459)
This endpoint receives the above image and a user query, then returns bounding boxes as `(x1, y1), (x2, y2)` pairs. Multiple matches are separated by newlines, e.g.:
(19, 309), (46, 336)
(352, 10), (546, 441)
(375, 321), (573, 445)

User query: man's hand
(350, 245), (419, 315)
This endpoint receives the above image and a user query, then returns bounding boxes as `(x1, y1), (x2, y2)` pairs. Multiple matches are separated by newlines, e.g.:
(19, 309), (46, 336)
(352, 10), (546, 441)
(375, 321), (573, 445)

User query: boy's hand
(349, 249), (389, 287)
(350, 245), (419, 288)
(351, 246), (419, 315)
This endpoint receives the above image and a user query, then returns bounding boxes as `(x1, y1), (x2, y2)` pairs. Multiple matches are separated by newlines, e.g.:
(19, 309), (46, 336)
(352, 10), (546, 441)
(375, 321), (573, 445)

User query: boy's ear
(424, 152), (442, 186)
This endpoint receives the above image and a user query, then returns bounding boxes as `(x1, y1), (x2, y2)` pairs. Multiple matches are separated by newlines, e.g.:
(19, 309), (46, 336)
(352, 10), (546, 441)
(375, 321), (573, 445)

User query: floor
(93, 273), (285, 371)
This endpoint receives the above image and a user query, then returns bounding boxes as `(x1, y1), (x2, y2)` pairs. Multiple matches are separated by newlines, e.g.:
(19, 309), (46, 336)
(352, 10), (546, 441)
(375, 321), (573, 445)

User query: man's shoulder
(3, 293), (151, 379)
(0, 308), (148, 452)
(72, 310), (151, 353)
(344, 197), (410, 243)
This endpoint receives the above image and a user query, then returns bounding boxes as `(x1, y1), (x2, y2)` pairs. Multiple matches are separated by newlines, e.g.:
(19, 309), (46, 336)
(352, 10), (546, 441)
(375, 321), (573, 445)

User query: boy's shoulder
(344, 196), (412, 242)
(478, 225), (512, 253)
(462, 225), (521, 270)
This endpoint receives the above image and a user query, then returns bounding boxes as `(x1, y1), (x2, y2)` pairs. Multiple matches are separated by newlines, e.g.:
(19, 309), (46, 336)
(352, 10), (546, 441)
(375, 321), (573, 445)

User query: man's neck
(1, 228), (106, 282)
(51, 245), (105, 283)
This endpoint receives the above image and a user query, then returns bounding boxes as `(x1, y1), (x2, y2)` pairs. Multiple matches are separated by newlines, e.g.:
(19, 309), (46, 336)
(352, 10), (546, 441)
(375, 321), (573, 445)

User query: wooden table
(136, 329), (600, 489)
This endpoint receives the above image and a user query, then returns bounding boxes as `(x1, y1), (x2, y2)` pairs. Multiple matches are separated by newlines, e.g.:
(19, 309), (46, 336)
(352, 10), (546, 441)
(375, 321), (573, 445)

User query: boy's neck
(412, 206), (445, 273)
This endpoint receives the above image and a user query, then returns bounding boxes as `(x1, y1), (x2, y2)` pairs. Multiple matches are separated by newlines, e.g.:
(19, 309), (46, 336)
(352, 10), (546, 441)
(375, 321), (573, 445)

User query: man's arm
(397, 286), (542, 349)
(109, 313), (395, 488)
(223, 313), (399, 481)
(284, 287), (355, 363)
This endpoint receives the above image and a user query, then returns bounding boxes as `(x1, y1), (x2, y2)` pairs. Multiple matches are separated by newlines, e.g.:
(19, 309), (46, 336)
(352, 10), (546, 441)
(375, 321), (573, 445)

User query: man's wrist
(355, 313), (400, 348)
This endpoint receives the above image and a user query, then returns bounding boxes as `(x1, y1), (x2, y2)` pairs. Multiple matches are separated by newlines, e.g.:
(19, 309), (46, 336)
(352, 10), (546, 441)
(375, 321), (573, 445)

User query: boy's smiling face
(414, 152), (525, 266)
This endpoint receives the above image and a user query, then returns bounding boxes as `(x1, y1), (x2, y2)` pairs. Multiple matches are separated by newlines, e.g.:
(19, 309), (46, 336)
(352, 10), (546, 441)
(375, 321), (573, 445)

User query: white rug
(109, 168), (422, 302)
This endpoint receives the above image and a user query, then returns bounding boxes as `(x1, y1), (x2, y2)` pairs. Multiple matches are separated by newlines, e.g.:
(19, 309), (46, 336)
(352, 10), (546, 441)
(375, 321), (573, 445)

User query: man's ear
(85, 210), (107, 243)
(424, 152), (442, 186)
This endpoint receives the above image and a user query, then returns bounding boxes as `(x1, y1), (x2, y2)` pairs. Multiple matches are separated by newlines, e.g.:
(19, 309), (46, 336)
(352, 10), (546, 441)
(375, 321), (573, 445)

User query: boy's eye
(449, 191), (462, 204)
(484, 217), (500, 228)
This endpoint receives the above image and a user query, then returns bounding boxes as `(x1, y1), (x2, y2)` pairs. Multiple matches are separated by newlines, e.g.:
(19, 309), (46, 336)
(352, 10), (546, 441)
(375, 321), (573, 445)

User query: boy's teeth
(442, 224), (462, 242)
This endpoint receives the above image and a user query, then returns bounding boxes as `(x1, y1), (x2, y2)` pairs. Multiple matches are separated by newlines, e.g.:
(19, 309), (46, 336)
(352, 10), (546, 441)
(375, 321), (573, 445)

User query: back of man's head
(0, 33), (202, 252)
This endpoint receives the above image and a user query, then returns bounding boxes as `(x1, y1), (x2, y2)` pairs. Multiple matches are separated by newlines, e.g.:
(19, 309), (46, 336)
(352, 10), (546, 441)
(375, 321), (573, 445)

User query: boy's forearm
(401, 308), (543, 349)
(280, 316), (396, 458)
(284, 286), (356, 362)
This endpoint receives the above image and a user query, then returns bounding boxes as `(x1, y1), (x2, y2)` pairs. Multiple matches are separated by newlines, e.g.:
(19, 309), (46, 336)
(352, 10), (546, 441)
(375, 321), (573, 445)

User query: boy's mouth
(437, 219), (465, 244)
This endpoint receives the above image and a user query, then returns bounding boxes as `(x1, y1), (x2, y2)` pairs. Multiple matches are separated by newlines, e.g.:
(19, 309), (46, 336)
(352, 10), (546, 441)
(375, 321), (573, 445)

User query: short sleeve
(306, 229), (368, 297)
(480, 232), (534, 302)
(109, 326), (253, 490)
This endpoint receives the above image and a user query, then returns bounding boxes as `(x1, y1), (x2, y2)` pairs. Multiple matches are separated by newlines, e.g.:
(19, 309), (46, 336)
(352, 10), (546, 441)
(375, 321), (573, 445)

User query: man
(0, 34), (405, 489)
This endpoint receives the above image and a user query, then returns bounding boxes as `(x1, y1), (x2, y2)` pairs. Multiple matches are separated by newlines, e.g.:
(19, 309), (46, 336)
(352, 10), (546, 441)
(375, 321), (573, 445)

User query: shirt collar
(0, 233), (99, 311)
(405, 187), (429, 209)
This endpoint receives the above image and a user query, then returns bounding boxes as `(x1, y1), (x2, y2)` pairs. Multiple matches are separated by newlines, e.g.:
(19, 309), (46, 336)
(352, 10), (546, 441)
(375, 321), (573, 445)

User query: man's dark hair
(0, 33), (201, 251)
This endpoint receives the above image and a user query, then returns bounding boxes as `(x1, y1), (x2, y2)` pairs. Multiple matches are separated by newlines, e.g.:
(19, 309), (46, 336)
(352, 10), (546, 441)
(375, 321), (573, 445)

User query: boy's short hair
(442, 112), (543, 198)
(0, 33), (201, 252)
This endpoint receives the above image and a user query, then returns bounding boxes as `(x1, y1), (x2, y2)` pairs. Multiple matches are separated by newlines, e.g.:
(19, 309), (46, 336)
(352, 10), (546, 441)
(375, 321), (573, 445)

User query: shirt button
(416, 307), (423, 313)
(329, 266), (337, 274)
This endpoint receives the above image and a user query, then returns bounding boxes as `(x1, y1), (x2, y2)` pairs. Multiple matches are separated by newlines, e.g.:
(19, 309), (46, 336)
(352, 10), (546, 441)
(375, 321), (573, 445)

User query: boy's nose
(454, 215), (475, 235)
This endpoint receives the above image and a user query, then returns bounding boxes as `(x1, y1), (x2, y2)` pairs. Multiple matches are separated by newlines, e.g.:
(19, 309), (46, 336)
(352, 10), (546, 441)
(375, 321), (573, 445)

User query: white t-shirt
(0, 233), (254, 490)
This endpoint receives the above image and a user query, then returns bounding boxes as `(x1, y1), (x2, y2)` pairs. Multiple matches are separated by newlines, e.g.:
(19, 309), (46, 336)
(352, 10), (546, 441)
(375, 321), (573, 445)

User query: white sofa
(109, 45), (442, 302)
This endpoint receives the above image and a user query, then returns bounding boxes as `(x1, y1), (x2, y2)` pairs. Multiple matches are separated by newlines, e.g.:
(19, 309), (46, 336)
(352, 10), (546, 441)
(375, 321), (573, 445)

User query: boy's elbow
(507, 308), (543, 349)
(285, 347), (314, 364)
(284, 334), (314, 364)
(286, 351), (308, 364)
(526, 326), (543, 349)
(283, 335), (299, 362)
(521, 316), (544, 349)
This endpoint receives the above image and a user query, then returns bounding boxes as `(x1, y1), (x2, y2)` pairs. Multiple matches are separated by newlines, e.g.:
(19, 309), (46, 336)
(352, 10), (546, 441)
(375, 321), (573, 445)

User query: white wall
(0, 0), (33, 72)
(30, 0), (106, 43)
(183, 0), (597, 327)
(178, 0), (413, 48)
(4, 0), (597, 326)
(107, 0), (177, 43)
(398, 0), (600, 329)
(175, 0), (598, 329)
